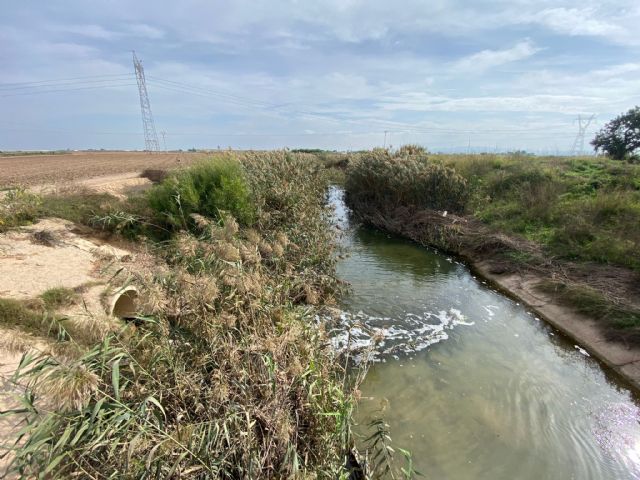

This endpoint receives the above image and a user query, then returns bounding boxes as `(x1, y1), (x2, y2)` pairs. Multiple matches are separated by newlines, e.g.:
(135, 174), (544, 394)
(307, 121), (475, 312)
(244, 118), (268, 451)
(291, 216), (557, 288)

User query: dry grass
(345, 147), (468, 214)
(3, 151), (363, 478)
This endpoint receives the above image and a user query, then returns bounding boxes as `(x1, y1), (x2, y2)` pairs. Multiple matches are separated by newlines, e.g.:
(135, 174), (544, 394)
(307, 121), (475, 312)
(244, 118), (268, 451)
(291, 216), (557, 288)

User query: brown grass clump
(240, 244), (261, 266)
(258, 240), (274, 258)
(345, 147), (469, 214)
(222, 214), (239, 239)
(64, 314), (121, 346)
(0, 328), (35, 353)
(271, 242), (285, 258)
(213, 241), (241, 262)
(275, 231), (289, 247)
(245, 228), (261, 245)
(33, 362), (99, 411)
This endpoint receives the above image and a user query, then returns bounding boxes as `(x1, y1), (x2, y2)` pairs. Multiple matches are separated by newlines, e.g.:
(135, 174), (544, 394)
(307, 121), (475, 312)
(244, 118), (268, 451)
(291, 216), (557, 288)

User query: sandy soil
(0, 218), (130, 299)
(0, 348), (23, 477)
(0, 218), (135, 475)
(0, 151), (210, 188)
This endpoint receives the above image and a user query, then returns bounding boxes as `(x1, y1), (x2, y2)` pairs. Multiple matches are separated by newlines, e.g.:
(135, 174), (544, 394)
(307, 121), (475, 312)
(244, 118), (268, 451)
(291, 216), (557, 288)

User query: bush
(139, 168), (168, 184)
(0, 187), (42, 232)
(147, 158), (256, 230)
(345, 147), (468, 213)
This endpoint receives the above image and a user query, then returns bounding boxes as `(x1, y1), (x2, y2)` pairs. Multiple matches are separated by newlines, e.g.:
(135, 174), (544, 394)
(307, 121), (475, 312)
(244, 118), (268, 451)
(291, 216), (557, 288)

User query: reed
(3, 151), (362, 478)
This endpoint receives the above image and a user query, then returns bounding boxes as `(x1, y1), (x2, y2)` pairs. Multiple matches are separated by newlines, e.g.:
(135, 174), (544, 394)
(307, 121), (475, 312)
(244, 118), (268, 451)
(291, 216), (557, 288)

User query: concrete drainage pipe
(110, 286), (139, 319)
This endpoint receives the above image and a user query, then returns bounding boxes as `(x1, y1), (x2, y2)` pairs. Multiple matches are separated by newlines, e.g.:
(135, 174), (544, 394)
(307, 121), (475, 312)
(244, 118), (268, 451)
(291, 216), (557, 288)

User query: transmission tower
(571, 114), (595, 156)
(132, 51), (159, 152)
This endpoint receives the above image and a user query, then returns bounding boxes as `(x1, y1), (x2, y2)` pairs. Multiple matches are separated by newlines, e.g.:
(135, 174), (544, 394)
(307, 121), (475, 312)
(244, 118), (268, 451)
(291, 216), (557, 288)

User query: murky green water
(330, 188), (640, 479)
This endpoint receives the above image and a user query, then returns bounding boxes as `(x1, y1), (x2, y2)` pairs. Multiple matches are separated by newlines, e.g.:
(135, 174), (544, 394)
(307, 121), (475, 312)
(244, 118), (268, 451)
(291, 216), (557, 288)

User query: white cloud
(454, 40), (540, 72)
(56, 24), (118, 40)
(521, 6), (639, 45)
(531, 8), (622, 36)
(2, 0), (640, 151)
(377, 92), (610, 115)
(126, 24), (165, 40)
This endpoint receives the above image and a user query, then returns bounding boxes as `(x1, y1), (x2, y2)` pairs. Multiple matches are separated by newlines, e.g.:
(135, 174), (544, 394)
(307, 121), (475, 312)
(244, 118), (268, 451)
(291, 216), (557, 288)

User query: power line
(147, 76), (277, 109)
(146, 76), (584, 136)
(1, 71), (583, 139)
(145, 76), (577, 137)
(0, 75), (134, 92)
(0, 82), (137, 97)
(0, 73), (134, 89)
(0, 72), (592, 146)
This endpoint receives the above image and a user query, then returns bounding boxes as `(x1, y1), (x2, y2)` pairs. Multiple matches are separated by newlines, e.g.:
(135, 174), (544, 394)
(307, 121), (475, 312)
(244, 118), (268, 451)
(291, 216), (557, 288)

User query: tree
(591, 106), (640, 161)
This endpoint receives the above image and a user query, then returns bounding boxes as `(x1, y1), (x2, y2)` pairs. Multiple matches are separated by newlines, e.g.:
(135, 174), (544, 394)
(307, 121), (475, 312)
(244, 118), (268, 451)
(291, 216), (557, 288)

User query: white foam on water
(325, 308), (474, 363)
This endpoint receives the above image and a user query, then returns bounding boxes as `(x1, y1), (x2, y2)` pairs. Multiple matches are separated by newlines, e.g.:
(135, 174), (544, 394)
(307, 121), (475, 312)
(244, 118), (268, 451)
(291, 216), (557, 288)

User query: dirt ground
(0, 217), (136, 475)
(0, 218), (130, 299)
(0, 151), (211, 188)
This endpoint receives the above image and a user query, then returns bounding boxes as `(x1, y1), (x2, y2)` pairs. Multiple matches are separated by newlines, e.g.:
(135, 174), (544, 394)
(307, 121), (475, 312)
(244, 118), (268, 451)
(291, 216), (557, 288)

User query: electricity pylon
(571, 114), (595, 156)
(132, 51), (160, 152)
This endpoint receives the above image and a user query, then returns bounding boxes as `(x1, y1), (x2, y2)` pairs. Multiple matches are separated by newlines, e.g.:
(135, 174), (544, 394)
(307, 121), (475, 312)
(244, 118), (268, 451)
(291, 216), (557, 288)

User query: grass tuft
(537, 280), (640, 339)
(40, 287), (78, 310)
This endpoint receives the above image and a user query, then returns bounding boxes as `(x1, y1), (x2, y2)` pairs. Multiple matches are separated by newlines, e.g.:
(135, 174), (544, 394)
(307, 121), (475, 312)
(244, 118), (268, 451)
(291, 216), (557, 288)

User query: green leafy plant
(147, 158), (256, 230)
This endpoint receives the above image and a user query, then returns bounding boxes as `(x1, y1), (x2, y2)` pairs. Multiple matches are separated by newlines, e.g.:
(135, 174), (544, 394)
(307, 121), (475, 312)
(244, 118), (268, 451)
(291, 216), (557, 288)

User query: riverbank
(0, 152), (361, 477)
(348, 201), (640, 390)
(341, 147), (640, 390)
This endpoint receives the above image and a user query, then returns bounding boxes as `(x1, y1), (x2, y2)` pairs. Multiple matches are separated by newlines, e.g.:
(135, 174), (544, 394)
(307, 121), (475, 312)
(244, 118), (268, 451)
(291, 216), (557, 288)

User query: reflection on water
(330, 187), (640, 480)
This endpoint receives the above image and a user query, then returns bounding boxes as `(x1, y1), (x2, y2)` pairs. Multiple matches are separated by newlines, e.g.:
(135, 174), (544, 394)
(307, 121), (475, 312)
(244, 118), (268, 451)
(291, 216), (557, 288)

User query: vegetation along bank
(341, 146), (640, 388)
(0, 152), (375, 478)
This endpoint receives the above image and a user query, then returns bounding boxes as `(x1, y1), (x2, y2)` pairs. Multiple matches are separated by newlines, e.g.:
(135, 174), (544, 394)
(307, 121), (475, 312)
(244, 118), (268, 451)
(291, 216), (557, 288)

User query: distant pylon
(571, 114), (595, 156)
(132, 51), (159, 152)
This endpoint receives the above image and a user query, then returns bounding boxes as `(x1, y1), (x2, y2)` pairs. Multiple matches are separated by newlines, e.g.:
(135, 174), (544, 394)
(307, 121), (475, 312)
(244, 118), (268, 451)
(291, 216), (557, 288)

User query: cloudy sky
(1, 0), (639, 152)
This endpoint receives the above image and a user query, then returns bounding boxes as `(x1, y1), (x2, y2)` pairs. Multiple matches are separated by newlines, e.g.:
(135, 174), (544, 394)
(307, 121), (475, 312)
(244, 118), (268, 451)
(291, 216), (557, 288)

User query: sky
(1, 0), (639, 153)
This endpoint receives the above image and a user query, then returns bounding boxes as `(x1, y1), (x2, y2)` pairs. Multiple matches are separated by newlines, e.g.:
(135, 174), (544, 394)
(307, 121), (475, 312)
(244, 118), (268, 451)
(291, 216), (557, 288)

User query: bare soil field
(0, 151), (211, 188)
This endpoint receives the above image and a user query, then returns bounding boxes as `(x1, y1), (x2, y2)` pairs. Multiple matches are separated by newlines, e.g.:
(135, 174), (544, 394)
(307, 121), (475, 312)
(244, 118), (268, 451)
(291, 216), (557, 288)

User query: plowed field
(0, 151), (210, 188)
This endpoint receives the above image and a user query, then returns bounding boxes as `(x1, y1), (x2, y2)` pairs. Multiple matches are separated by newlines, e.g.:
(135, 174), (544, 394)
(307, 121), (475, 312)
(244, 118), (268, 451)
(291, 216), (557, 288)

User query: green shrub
(345, 147), (468, 213)
(549, 190), (640, 269)
(147, 158), (255, 230)
(0, 187), (42, 231)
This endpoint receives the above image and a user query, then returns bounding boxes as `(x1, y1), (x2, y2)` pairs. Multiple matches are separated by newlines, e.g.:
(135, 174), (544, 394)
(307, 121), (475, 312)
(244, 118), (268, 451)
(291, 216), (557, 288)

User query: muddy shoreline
(350, 203), (640, 391)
